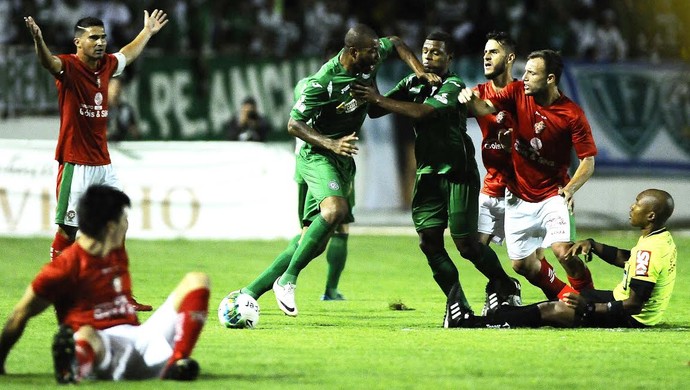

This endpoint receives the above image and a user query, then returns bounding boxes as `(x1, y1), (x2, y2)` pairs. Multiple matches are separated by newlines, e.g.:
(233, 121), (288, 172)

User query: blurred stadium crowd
(1, 0), (687, 62)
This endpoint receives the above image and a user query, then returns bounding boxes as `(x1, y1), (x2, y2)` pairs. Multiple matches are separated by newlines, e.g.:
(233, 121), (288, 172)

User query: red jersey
(488, 81), (597, 202)
(54, 53), (122, 165)
(31, 244), (139, 331)
(473, 81), (516, 197)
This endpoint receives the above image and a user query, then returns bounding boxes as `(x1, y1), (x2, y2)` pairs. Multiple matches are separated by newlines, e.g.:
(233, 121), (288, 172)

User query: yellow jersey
(613, 230), (676, 326)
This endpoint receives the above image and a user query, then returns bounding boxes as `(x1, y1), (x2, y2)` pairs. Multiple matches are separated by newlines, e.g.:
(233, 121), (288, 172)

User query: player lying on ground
(0, 185), (210, 382)
(445, 189), (676, 328)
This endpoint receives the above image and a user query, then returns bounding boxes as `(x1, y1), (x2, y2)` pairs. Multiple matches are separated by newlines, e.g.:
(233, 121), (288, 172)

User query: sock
(427, 250), (461, 298)
(527, 258), (567, 300)
(75, 339), (95, 380)
(467, 243), (510, 285)
(567, 267), (594, 292)
(324, 233), (348, 297)
(51, 232), (74, 261)
(170, 288), (209, 364)
(480, 304), (543, 328)
(244, 234), (301, 298)
(281, 216), (334, 285)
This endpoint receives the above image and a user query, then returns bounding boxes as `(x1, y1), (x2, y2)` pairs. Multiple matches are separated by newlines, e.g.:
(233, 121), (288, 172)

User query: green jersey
(290, 37), (394, 162)
(386, 72), (475, 177)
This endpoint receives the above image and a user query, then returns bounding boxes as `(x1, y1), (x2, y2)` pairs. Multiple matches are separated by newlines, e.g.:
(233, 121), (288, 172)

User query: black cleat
(161, 358), (200, 381)
(443, 283), (476, 328)
(52, 325), (77, 384)
(482, 277), (522, 316)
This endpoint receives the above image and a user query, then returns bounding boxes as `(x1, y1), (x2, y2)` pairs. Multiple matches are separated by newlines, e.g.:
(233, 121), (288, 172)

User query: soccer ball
(217, 291), (260, 329)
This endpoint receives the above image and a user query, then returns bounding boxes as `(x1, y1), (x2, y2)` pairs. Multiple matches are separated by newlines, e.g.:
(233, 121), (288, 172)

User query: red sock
(51, 232), (74, 261)
(75, 339), (95, 380)
(528, 258), (567, 300)
(170, 288), (209, 363)
(557, 284), (578, 300)
(567, 267), (594, 292)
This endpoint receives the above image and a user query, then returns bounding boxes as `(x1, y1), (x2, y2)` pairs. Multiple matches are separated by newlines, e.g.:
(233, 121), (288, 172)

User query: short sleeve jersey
(386, 72), (475, 176)
(290, 37), (394, 164)
(473, 81), (517, 197)
(488, 81), (597, 202)
(613, 230), (677, 326)
(31, 244), (139, 331)
(54, 53), (123, 165)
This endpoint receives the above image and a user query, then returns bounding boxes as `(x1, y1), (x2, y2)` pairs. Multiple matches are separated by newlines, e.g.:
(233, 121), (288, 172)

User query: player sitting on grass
(0, 185), (210, 382)
(445, 189), (676, 328)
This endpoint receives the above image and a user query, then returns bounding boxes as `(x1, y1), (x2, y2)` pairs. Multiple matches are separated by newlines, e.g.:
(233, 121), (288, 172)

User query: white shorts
(56, 163), (122, 227)
(477, 192), (505, 245)
(94, 296), (177, 380)
(504, 189), (574, 260)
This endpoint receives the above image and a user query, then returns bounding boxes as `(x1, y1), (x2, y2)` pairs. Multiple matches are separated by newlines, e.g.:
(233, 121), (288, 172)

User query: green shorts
(411, 173), (479, 238)
(296, 151), (355, 224)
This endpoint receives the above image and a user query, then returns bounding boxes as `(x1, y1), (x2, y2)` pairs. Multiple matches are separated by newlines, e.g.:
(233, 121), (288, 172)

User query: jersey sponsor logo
(328, 180), (340, 191)
(483, 140), (504, 150)
(66, 210), (76, 222)
(410, 86), (422, 94)
(433, 93), (449, 104)
(94, 92), (103, 107)
(635, 250), (651, 276)
(336, 98), (364, 114)
(530, 137), (543, 151)
(93, 295), (134, 320)
(79, 103), (108, 118)
(514, 139), (557, 167)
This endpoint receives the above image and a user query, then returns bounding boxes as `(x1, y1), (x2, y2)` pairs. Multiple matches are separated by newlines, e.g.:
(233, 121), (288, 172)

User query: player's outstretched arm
(558, 156), (595, 214)
(24, 16), (62, 75)
(388, 36), (441, 86)
(351, 82), (434, 120)
(0, 286), (51, 374)
(119, 9), (169, 65)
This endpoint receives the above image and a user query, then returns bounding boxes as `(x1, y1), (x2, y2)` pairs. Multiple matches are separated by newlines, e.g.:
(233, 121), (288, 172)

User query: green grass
(1, 231), (688, 389)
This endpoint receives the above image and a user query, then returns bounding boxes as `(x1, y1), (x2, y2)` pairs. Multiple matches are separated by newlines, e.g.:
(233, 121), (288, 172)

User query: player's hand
(558, 186), (574, 215)
(24, 16), (43, 41)
(419, 72), (442, 86)
(561, 292), (586, 310)
(329, 132), (359, 157)
(457, 87), (478, 104)
(350, 83), (379, 104)
(498, 128), (513, 152)
(143, 9), (169, 35)
(567, 240), (593, 262)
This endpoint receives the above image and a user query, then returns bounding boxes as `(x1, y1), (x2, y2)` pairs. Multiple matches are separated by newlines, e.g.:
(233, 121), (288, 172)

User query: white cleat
(273, 278), (298, 317)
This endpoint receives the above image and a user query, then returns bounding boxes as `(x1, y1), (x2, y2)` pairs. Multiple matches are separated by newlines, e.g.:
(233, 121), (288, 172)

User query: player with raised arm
(269, 24), (441, 317)
(458, 50), (597, 306)
(351, 31), (519, 323)
(24, 10), (167, 311)
(445, 189), (676, 329)
(0, 185), (210, 382)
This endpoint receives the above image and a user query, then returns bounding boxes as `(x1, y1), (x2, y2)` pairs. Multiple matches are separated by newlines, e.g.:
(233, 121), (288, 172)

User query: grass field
(0, 231), (688, 389)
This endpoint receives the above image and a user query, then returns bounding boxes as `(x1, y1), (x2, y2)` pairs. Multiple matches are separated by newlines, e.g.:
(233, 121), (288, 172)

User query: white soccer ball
(218, 291), (260, 329)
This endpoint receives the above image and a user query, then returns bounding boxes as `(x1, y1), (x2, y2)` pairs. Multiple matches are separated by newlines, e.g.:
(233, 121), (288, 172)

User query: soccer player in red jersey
(459, 49), (597, 301)
(24, 11), (168, 311)
(24, 11), (167, 264)
(470, 31), (522, 312)
(0, 185), (210, 382)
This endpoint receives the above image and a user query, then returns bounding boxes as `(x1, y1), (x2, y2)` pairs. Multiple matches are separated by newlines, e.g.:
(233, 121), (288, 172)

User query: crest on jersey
(66, 210), (76, 222)
(530, 137), (543, 152)
(328, 180), (340, 191)
(94, 92), (103, 106)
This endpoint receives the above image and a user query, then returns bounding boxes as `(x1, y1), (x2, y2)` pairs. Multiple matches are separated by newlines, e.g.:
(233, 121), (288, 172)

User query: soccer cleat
(161, 358), (200, 381)
(52, 325), (77, 384)
(482, 277), (522, 316)
(505, 277), (522, 307)
(130, 295), (153, 311)
(273, 278), (298, 317)
(443, 283), (475, 328)
(320, 292), (346, 301)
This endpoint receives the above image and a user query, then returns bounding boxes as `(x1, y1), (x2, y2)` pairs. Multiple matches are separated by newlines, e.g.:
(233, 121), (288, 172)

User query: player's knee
(182, 272), (211, 290)
(511, 260), (527, 275)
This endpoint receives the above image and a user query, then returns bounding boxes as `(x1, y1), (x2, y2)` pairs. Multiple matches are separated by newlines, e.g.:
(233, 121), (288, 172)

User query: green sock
(280, 216), (334, 285)
(324, 233), (348, 297)
(426, 250), (461, 298)
(243, 234), (300, 298)
(468, 243), (509, 282)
